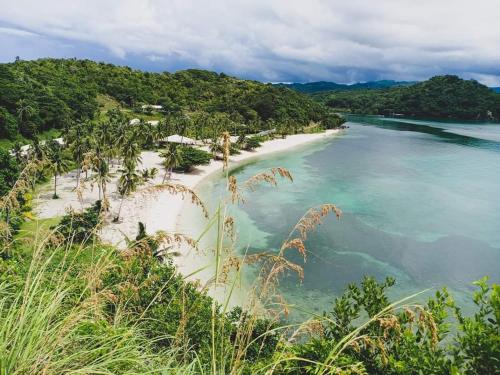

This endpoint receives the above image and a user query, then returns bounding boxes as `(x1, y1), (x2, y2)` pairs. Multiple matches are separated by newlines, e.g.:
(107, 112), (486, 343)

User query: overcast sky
(1, 0), (499, 85)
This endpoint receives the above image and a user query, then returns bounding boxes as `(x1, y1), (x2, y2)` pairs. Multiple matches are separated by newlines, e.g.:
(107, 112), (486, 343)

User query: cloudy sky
(1, 0), (499, 85)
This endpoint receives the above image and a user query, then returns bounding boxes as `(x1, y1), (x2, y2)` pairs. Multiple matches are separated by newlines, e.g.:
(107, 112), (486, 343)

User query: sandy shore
(35, 129), (340, 290)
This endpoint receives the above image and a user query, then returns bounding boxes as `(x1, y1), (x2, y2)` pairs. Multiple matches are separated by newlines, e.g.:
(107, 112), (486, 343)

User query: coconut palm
(120, 135), (142, 167)
(16, 99), (36, 137)
(68, 123), (86, 188)
(160, 145), (182, 183)
(11, 142), (25, 165)
(48, 145), (70, 199)
(114, 161), (140, 222)
(141, 120), (158, 149)
(91, 156), (111, 207)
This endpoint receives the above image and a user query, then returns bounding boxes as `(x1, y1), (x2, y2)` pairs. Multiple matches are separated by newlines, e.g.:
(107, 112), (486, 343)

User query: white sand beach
(35, 129), (340, 292)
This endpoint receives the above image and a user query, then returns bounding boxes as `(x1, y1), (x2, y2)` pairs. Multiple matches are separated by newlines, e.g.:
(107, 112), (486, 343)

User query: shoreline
(34, 129), (340, 289)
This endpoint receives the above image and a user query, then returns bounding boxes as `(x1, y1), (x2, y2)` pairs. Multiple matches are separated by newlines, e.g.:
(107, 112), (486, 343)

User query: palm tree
(11, 142), (25, 165)
(160, 145), (182, 183)
(16, 99), (36, 137)
(114, 161), (140, 222)
(48, 146), (70, 199)
(68, 123), (86, 188)
(141, 120), (158, 149)
(121, 135), (142, 167)
(30, 137), (46, 161)
(91, 156), (111, 207)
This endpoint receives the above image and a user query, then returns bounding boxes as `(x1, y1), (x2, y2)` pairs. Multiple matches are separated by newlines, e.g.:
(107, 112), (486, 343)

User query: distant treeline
(276, 80), (415, 94)
(0, 58), (344, 141)
(313, 75), (500, 120)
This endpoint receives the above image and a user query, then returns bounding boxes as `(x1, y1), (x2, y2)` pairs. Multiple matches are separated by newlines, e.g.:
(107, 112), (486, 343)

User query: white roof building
(141, 104), (163, 110)
(129, 119), (159, 126)
(159, 134), (200, 145)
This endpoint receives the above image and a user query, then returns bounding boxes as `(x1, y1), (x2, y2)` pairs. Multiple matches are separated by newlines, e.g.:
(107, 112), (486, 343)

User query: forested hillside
(0, 58), (343, 142)
(314, 75), (500, 120)
(276, 80), (415, 94)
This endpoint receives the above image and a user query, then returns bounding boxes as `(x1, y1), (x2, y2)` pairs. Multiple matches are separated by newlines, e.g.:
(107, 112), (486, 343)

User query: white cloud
(0, 0), (499, 83)
(0, 26), (38, 38)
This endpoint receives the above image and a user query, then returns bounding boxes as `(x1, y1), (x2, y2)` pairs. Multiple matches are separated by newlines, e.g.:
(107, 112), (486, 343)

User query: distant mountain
(276, 80), (416, 94)
(316, 75), (500, 121)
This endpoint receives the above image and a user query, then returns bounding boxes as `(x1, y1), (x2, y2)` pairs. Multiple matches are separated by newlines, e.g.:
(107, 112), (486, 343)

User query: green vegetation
(175, 145), (212, 172)
(0, 149), (19, 196)
(0, 58), (344, 145)
(56, 201), (102, 242)
(276, 80), (415, 94)
(315, 75), (500, 120)
(0, 59), (497, 373)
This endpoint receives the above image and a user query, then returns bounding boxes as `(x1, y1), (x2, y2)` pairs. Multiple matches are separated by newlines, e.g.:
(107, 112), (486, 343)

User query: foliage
(0, 149), (19, 197)
(0, 243), (187, 374)
(277, 276), (499, 374)
(0, 58), (345, 144)
(275, 80), (415, 94)
(56, 200), (102, 242)
(175, 145), (212, 172)
(316, 75), (500, 120)
(242, 136), (262, 151)
(452, 277), (500, 374)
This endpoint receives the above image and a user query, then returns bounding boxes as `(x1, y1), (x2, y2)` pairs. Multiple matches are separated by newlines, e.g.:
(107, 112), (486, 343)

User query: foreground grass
(0, 239), (200, 374)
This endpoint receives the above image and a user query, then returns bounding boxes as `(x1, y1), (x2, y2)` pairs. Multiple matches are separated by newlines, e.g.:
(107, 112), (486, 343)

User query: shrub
(56, 200), (102, 242)
(175, 146), (212, 172)
(244, 137), (262, 151)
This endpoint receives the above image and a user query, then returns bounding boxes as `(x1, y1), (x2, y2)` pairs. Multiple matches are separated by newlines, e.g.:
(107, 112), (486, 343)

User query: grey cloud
(0, 0), (499, 84)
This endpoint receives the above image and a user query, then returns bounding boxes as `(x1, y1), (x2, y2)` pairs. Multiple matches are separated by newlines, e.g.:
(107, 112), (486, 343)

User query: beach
(35, 129), (340, 287)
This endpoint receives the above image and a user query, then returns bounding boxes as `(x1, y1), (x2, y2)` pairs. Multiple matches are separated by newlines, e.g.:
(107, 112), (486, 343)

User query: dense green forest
(313, 75), (500, 120)
(276, 80), (415, 94)
(0, 58), (343, 143)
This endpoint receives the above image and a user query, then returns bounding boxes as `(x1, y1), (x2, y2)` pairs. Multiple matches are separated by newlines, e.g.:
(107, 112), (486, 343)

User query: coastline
(35, 129), (340, 288)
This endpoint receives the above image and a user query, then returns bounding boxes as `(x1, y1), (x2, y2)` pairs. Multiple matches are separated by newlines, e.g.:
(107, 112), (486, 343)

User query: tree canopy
(0, 58), (344, 142)
(315, 75), (500, 120)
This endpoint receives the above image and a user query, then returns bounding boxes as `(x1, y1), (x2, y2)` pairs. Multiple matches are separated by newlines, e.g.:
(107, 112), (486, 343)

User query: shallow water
(192, 116), (500, 318)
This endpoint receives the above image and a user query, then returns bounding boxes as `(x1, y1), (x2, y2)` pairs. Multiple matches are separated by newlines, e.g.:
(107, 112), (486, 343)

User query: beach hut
(141, 104), (163, 111)
(159, 134), (199, 146)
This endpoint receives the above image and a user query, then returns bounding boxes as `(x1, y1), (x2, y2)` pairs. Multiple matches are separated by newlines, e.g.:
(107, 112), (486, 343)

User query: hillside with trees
(0, 58), (343, 143)
(314, 75), (500, 120)
(276, 80), (415, 94)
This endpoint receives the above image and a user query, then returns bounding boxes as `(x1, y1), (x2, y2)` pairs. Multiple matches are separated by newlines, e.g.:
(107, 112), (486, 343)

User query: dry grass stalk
(122, 231), (198, 259)
(228, 176), (243, 204)
(0, 159), (43, 214)
(141, 183), (209, 219)
(289, 204), (342, 243)
(222, 131), (231, 170)
(243, 167), (293, 192)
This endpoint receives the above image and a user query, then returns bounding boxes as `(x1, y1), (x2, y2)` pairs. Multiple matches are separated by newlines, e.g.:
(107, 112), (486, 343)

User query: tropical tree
(11, 142), (25, 165)
(140, 120), (158, 149)
(120, 134), (142, 167)
(68, 123), (86, 188)
(114, 161), (140, 222)
(47, 143), (70, 199)
(16, 99), (37, 138)
(91, 156), (111, 208)
(29, 137), (46, 161)
(160, 144), (182, 183)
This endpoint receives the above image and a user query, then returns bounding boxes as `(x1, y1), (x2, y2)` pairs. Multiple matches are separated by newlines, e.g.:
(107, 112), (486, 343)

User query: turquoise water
(196, 116), (500, 317)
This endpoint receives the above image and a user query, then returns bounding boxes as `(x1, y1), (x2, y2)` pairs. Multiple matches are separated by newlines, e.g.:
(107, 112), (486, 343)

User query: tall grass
(0, 234), (199, 374)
